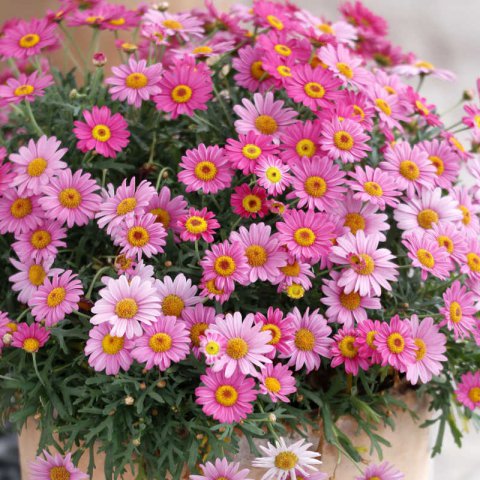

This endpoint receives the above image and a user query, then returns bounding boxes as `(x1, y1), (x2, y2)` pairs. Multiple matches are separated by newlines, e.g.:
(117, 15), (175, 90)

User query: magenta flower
(455, 371), (480, 411)
(190, 458), (252, 480)
(0, 189), (43, 235)
(183, 304), (216, 358)
(11, 322), (50, 353)
(231, 183), (269, 219)
(29, 450), (87, 480)
(279, 119), (323, 166)
(428, 222), (467, 268)
(331, 327), (370, 375)
(355, 461), (404, 480)
(233, 45), (277, 93)
(0, 71), (54, 105)
(254, 307), (295, 358)
(258, 362), (297, 403)
(155, 273), (201, 319)
(178, 207), (220, 243)
(356, 319), (383, 365)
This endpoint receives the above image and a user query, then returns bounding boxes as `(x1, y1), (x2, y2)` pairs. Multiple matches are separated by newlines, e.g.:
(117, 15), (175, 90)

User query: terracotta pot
(18, 391), (431, 479)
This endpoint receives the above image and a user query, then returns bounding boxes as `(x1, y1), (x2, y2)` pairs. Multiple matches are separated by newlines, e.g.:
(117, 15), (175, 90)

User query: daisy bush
(1, 1), (480, 479)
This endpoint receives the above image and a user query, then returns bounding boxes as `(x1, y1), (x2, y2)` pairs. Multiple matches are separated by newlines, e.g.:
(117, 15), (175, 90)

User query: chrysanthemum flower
(231, 183), (269, 219)
(279, 119), (323, 166)
(178, 207), (220, 243)
(190, 458), (252, 480)
(254, 307), (294, 358)
(406, 315), (447, 385)
(131, 316), (190, 371)
(356, 319), (383, 364)
(154, 64), (212, 119)
(393, 58), (455, 81)
(355, 461), (404, 480)
(85, 323), (134, 375)
(256, 29), (310, 62)
(96, 178), (156, 235)
(114, 213), (167, 260)
(11, 322), (50, 353)
(233, 45), (277, 93)
(195, 368), (257, 424)
(253, 437), (322, 480)
(90, 275), (162, 339)
(331, 327), (369, 375)
(330, 231), (398, 296)
(155, 273), (201, 319)
(183, 304), (216, 358)
(272, 253), (315, 292)
(255, 156), (292, 196)
(209, 312), (274, 377)
(374, 316), (416, 372)
(455, 371), (480, 411)
(403, 231), (452, 281)
(0, 189), (43, 235)
(230, 223), (288, 283)
(460, 236), (480, 281)
(200, 329), (227, 365)
(30, 270), (83, 326)
(199, 275), (233, 304)
(0, 153), (15, 192)
(427, 222), (467, 268)
(285, 307), (333, 372)
(0, 71), (54, 105)
(276, 209), (335, 262)
(321, 271), (381, 328)
(178, 144), (232, 194)
(142, 9), (204, 41)
(258, 362), (297, 403)
(73, 106), (130, 158)
(12, 220), (67, 262)
(9, 135), (67, 196)
(106, 58), (162, 108)
(367, 85), (409, 131)
(29, 450), (88, 480)
(234, 92), (297, 138)
(452, 185), (480, 235)
(38, 168), (101, 228)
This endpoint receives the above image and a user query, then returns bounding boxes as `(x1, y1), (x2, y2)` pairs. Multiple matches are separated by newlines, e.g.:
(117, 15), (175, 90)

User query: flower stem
(24, 101), (44, 137)
(86, 265), (112, 299)
(32, 353), (46, 387)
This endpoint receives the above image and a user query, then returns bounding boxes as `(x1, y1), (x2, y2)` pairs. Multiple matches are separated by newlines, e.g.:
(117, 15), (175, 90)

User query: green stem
(258, 403), (279, 441)
(88, 28), (100, 62)
(7, 58), (20, 77)
(416, 74), (426, 92)
(32, 353), (46, 387)
(194, 240), (201, 263)
(24, 101), (44, 136)
(86, 265), (112, 299)
(89, 67), (103, 102)
(16, 308), (30, 322)
(213, 85), (232, 126)
(59, 23), (88, 71)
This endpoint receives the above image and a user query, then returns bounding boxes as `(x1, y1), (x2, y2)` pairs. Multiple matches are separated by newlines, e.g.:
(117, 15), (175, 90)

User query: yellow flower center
(274, 451), (298, 470)
(29, 264), (46, 286)
(46, 287), (66, 308)
(86, 16), (103, 24)
(417, 209), (439, 229)
(59, 188), (82, 209)
(205, 340), (220, 355)
(205, 279), (224, 295)
(286, 283), (305, 299)
(30, 230), (51, 249)
(265, 376), (282, 393)
(194, 161), (217, 181)
(318, 23), (334, 34)
(162, 19), (183, 30)
(189, 322), (209, 347)
(353, 105), (365, 120)
(266, 14), (284, 30)
(149, 332), (172, 352)
(459, 205), (471, 226)
(415, 100), (430, 116)
(416, 248), (435, 268)
(274, 44), (292, 56)
(10, 198), (32, 218)
(171, 84), (192, 103)
(449, 301), (462, 323)
(245, 244), (268, 267)
(14, 84), (34, 96)
(304, 175), (327, 197)
(369, 477), (381, 480)
(265, 166), (282, 183)
(336, 62), (353, 78)
(250, 60), (269, 81)
(277, 65), (292, 77)
(161, 294), (185, 317)
(255, 115), (278, 135)
(387, 332), (405, 353)
(115, 298), (138, 319)
(294, 328), (315, 351)
(19, 33), (40, 48)
(215, 385), (238, 406)
(242, 144), (262, 160)
(280, 261), (301, 277)
(415, 60), (435, 70)
(428, 155), (444, 175)
(350, 254), (375, 275)
(49, 466), (71, 480)
(125, 72), (148, 89)
(296, 139), (316, 158)
(450, 136), (465, 152)
(150, 208), (170, 227)
(375, 98), (392, 116)
(192, 45), (213, 55)
(214, 255), (236, 277)
(344, 212), (366, 235)
(399, 160), (420, 181)
(262, 323), (282, 345)
(339, 290), (361, 310)
(185, 216), (208, 234)
(242, 194), (262, 213)
(304, 81), (325, 98)
(226, 337), (248, 359)
(109, 17), (125, 26)
(363, 181), (383, 197)
(333, 130), (354, 150)
(366, 330), (377, 349)
(101, 334), (124, 355)
(127, 226), (150, 247)
(467, 252), (480, 272)
(338, 335), (358, 358)
(117, 197), (137, 215)
(91, 124), (111, 142)
(23, 338), (40, 353)
(468, 387), (480, 403)
(438, 235), (454, 253)
(293, 227), (316, 247)
(474, 115), (480, 129)
(414, 338), (427, 361)
(115, 254), (133, 271)
(7, 322), (17, 333)
(27, 158), (48, 177)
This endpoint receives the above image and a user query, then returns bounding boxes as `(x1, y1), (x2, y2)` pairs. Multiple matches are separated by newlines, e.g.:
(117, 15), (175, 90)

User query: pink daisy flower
(29, 450), (87, 480)
(73, 106), (130, 158)
(0, 153), (15, 192)
(455, 371), (480, 411)
(285, 64), (343, 111)
(393, 59), (455, 81)
(254, 307), (294, 358)
(0, 18), (58, 59)
(11, 322), (50, 353)
(368, 85), (409, 131)
(439, 281), (477, 340)
(321, 271), (381, 328)
(289, 155), (346, 211)
(330, 231), (399, 296)
(428, 222), (468, 268)
(131, 316), (190, 371)
(231, 184), (269, 219)
(258, 362), (297, 403)
(452, 186), (480, 235)
(178, 207), (220, 243)
(38, 168), (101, 228)
(460, 236), (480, 281)
(374, 316), (416, 372)
(380, 141), (436, 197)
(146, 186), (187, 237)
(394, 188), (462, 235)
(183, 304), (216, 358)
(0, 71), (54, 105)
(356, 319), (383, 365)
(200, 330), (227, 366)
(154, 64), (212, 119)
(30, 270), (83, 326)
(85, 323), (134, 375)
(106, 58), (162, 108)
(9, 135), (67, 196)
(230, 223), (288, 283)
(355, 461), (404, 480)
(209, 312), (274, 378)
(155, 273), (201, 319)
(403, 231), (452, 281)
(233, 92), (297, 139)
(331, 327), (370, 375)
(90, 275), (161, 339)
(190, 458), (251, 480)
(0, 189), (43, 235)
(199, 275), (233, 304)
(178, 144), (232, 194)
(347, 166), (402, 210)
(12, 220), (67, 262)
(279, 120), (323, 166)
(272, 254), (315, 292)
(255, 156), (292, 196)
(96, 178), (156, 235)
(225, 131), (279, 175)
(114, 213), (167, 260)
(285, 307), (333, 373)
(0, 311), (11, 353)
(276, 209), (335, 262)
(195, 368), (258, 424)
(142, 10), (204, 41)
(233, 45), (277, 93)
(406, 315), (447, 385)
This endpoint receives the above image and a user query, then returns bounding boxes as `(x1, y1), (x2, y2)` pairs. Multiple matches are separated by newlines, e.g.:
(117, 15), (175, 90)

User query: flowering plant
(1, 0), (480, 479)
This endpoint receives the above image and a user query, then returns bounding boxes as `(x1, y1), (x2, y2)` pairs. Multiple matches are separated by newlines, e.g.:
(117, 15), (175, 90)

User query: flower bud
(69, 89), (79, 99)
(2, 333), (12, 346)
(139, 382), (147, 390)
(157, 380), (167, 388)
(92, 52), (107, 67)
(463, 89), (475, 101)
(121, 42), (138, 54)
(156, 2), (169, 11)
(124, 395), (135, 406)
(132, 438), (141, 447)
(164, 260), (173, 268)
(268, 413), (277, 423)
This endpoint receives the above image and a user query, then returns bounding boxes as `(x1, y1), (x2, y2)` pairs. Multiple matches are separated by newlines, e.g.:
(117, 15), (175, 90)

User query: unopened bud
(33, 412), (42, 421)
(121, 42), (138, 54)
(108, 409), (116, 416)
(2, 333), (12, 346)
(154, 2), (169, 11)
(139, 382), (147, 390)
(69, 88), (79, 99)
(268, 413), (277, 423)
(162, 171), (169, 179)
(463, 89), (475, 101)
(132, 438), (141, 446)
(164, 260), (173, 268)
(92, 52), (107, 67)
(124, 395), (135, 406)
(151, 408), (159, 416)
(196, 433), (204, 440)
(296, 394), (304, 402)
(157, 380), (167, 388)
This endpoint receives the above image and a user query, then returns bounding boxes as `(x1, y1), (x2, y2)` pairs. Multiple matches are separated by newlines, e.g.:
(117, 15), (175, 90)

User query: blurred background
(1, 1), (479, 479)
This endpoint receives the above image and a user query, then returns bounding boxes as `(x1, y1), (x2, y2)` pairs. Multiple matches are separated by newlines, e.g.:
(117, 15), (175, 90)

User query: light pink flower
(0, 189), (43, 235)
(258, 362), (297, 402)
(455, 371), (480, 411)
(0, 71), (54, 104)
(29, 450), (87, 480)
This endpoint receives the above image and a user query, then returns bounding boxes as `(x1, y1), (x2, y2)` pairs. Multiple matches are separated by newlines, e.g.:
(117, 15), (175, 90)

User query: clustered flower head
(1, 0), (480, 479)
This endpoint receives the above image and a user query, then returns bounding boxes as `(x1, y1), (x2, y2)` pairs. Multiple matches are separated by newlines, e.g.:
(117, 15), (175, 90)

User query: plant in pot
(0, 0), (479, 479)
